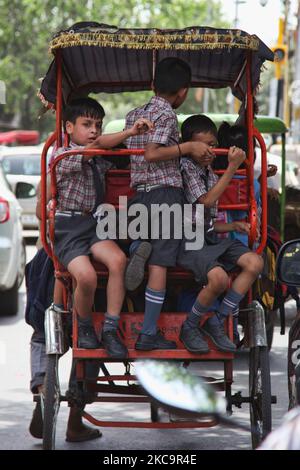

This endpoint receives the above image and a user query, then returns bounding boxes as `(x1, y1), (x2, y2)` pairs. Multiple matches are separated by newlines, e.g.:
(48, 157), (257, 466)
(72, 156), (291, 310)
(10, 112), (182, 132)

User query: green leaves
(0, 0), (228, 136)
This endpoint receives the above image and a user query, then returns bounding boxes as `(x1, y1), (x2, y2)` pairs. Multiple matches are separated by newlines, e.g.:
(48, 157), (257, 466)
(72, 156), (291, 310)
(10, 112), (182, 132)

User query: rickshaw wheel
(265, 309), (276, 351)
(295, 362), (300, 406)
(43, 354), (61, 450)
(249, 346), (272, 449)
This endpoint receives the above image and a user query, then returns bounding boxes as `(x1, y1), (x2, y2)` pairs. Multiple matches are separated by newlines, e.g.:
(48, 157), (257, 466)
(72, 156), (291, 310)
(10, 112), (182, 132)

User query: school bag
(25, 248), (55, 332)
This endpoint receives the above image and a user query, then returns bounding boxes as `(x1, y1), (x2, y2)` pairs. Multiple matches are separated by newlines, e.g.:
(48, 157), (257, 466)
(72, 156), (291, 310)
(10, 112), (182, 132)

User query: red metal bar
(253, 128), (268, 255)
(73, 348), (234, 360)
(218, 203), (248, 210)
(82, 411), (219, 429)
(224, 360), (233, 385)
(214, 169), (246, 176)
(90, 396), (150, 403)
(245, 52), (257, 248)
(40, 131), (57, 257)
(55, 50), (62, 148)
(96, 375), (137, 381)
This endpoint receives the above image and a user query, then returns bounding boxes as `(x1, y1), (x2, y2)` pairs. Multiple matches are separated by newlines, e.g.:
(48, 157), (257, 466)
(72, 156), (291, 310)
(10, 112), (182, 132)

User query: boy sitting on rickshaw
(52, 96), (152, 359)
(28, 97), (153, 441)
(177, 115), (264, 352)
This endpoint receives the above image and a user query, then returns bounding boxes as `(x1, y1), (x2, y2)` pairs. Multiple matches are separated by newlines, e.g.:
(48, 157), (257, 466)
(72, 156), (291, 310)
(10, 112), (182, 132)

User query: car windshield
(1, 154), (41, 175)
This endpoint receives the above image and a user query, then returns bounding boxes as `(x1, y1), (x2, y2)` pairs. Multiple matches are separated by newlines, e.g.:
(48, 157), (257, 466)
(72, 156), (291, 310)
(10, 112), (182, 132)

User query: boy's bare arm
(198, 147), (246, 207)
(83, 118), (153, 161)
(214, 221), (250, 234)
(36, 177), (51, 220)
(144, 141), (214, 163)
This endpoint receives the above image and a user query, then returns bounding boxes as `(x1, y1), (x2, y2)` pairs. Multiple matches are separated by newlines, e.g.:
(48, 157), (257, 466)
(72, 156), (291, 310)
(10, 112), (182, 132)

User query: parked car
(0, 146), (42, 229)
(0, 165), (26, 315)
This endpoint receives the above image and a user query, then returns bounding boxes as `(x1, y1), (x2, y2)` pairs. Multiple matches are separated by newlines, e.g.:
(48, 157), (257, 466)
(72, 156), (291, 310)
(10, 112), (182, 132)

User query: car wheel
(17, 240), (26, 288)
(0, 278), (19, 316)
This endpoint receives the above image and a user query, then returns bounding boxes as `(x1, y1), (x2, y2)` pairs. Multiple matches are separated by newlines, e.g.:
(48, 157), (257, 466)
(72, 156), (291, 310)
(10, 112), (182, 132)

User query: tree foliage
(0, 0), (229, 136)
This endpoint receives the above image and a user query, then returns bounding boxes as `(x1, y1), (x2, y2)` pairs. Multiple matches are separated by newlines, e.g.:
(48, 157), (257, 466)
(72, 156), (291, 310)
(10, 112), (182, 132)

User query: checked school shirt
(54, 141), (113, 212)
(125, 96), (182, 189)
(181, 157), (219, 238)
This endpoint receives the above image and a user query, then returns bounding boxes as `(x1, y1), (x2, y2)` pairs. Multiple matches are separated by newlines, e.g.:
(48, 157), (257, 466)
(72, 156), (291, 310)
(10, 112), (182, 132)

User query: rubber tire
(295, 362), (300, 407)
(0, 278), (19, 316)
(265, 309), (276, 351)
(249, 346), (272, 449)
(43, 355), (60, 450)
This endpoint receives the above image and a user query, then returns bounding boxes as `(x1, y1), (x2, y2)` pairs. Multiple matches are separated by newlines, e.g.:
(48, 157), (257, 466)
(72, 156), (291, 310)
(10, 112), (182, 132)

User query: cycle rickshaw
(38, 22), (276, 450)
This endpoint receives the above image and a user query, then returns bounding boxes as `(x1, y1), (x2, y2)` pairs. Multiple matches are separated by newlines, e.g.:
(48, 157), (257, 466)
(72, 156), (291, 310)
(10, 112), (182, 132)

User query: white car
(0, 165), (26, 315)
(0, 146), (43, 229)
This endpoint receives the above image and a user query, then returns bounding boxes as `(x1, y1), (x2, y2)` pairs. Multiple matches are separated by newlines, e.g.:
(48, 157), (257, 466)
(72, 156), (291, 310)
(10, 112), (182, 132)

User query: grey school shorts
(128, 187), (185, 267)
(177, 237), (251, 285)
(54, 213), (102, 268)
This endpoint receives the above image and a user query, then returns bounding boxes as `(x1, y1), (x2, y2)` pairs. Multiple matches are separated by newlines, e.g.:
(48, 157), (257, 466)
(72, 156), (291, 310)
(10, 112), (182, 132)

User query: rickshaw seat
(55, 261), (195, 281)
(218, 177), (248, 206)
(54, 170), (247, 282)
(104, 169), (135, 205)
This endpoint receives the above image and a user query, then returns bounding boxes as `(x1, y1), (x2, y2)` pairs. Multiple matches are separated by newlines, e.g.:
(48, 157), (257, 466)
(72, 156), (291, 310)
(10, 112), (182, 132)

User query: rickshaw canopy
(39, 22), (274, 108)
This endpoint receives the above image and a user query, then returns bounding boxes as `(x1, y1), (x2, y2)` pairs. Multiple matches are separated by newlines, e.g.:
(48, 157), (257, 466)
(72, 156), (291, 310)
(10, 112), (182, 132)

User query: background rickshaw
(277, 239), (300, 411)
(38, 22), (275, 450)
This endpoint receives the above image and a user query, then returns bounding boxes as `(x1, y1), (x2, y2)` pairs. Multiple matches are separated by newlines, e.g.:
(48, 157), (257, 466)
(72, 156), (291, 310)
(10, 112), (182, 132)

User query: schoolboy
(125, 58), (215, 351)
(54, 97), (152, 358)
(178, 115), (264, 353)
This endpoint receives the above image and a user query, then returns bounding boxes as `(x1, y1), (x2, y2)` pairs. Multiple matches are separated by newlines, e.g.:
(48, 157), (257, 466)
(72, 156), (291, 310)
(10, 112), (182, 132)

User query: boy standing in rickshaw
(125, 57), (216, 351)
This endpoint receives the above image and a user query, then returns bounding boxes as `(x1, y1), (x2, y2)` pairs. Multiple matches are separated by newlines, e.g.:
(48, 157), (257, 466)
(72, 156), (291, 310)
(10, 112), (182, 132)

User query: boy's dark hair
(153, 58), (191, 95)
(181, 114), (218, 143)
(213, 122), (250, 171)
(63, 97), (105, 128)
(217, 122), (248, 153)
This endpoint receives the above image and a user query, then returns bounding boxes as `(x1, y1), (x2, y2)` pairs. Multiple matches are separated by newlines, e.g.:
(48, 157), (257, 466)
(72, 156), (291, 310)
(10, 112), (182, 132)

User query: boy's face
(192, 131), (217, 166)
(65, 116), (103, 146)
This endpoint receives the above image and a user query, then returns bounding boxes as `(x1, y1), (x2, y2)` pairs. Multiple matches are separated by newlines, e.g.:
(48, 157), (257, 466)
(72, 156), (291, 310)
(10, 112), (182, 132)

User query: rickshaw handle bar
(253, 128), (268, 255)
(40, 131), (57, 258)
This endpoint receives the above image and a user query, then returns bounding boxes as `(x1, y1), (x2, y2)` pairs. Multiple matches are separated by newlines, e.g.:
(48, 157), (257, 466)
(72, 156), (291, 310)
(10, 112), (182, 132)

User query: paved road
(0, 240), (297, 450)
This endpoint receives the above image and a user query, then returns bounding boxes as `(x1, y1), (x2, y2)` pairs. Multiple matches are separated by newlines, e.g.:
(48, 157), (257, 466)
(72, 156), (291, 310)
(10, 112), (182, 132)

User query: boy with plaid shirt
(54, 97), (152, 358)
(178, 115), (264, 353)
(125, 58), (215, 351)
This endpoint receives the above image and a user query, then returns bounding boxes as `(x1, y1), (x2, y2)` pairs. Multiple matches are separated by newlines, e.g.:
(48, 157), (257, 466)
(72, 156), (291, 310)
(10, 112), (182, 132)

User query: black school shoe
(179, 321), (209, 354)
(135, 331), (177, 351)
(125, 241), (152, 291)
(201, 319), (236, 353)
(78, 317), (100, 349)
(101, 329), (128, 359)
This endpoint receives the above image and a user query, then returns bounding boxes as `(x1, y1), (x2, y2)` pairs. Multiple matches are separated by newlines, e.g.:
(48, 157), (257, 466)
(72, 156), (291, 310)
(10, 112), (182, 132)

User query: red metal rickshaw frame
(38, 23), (273, 450)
